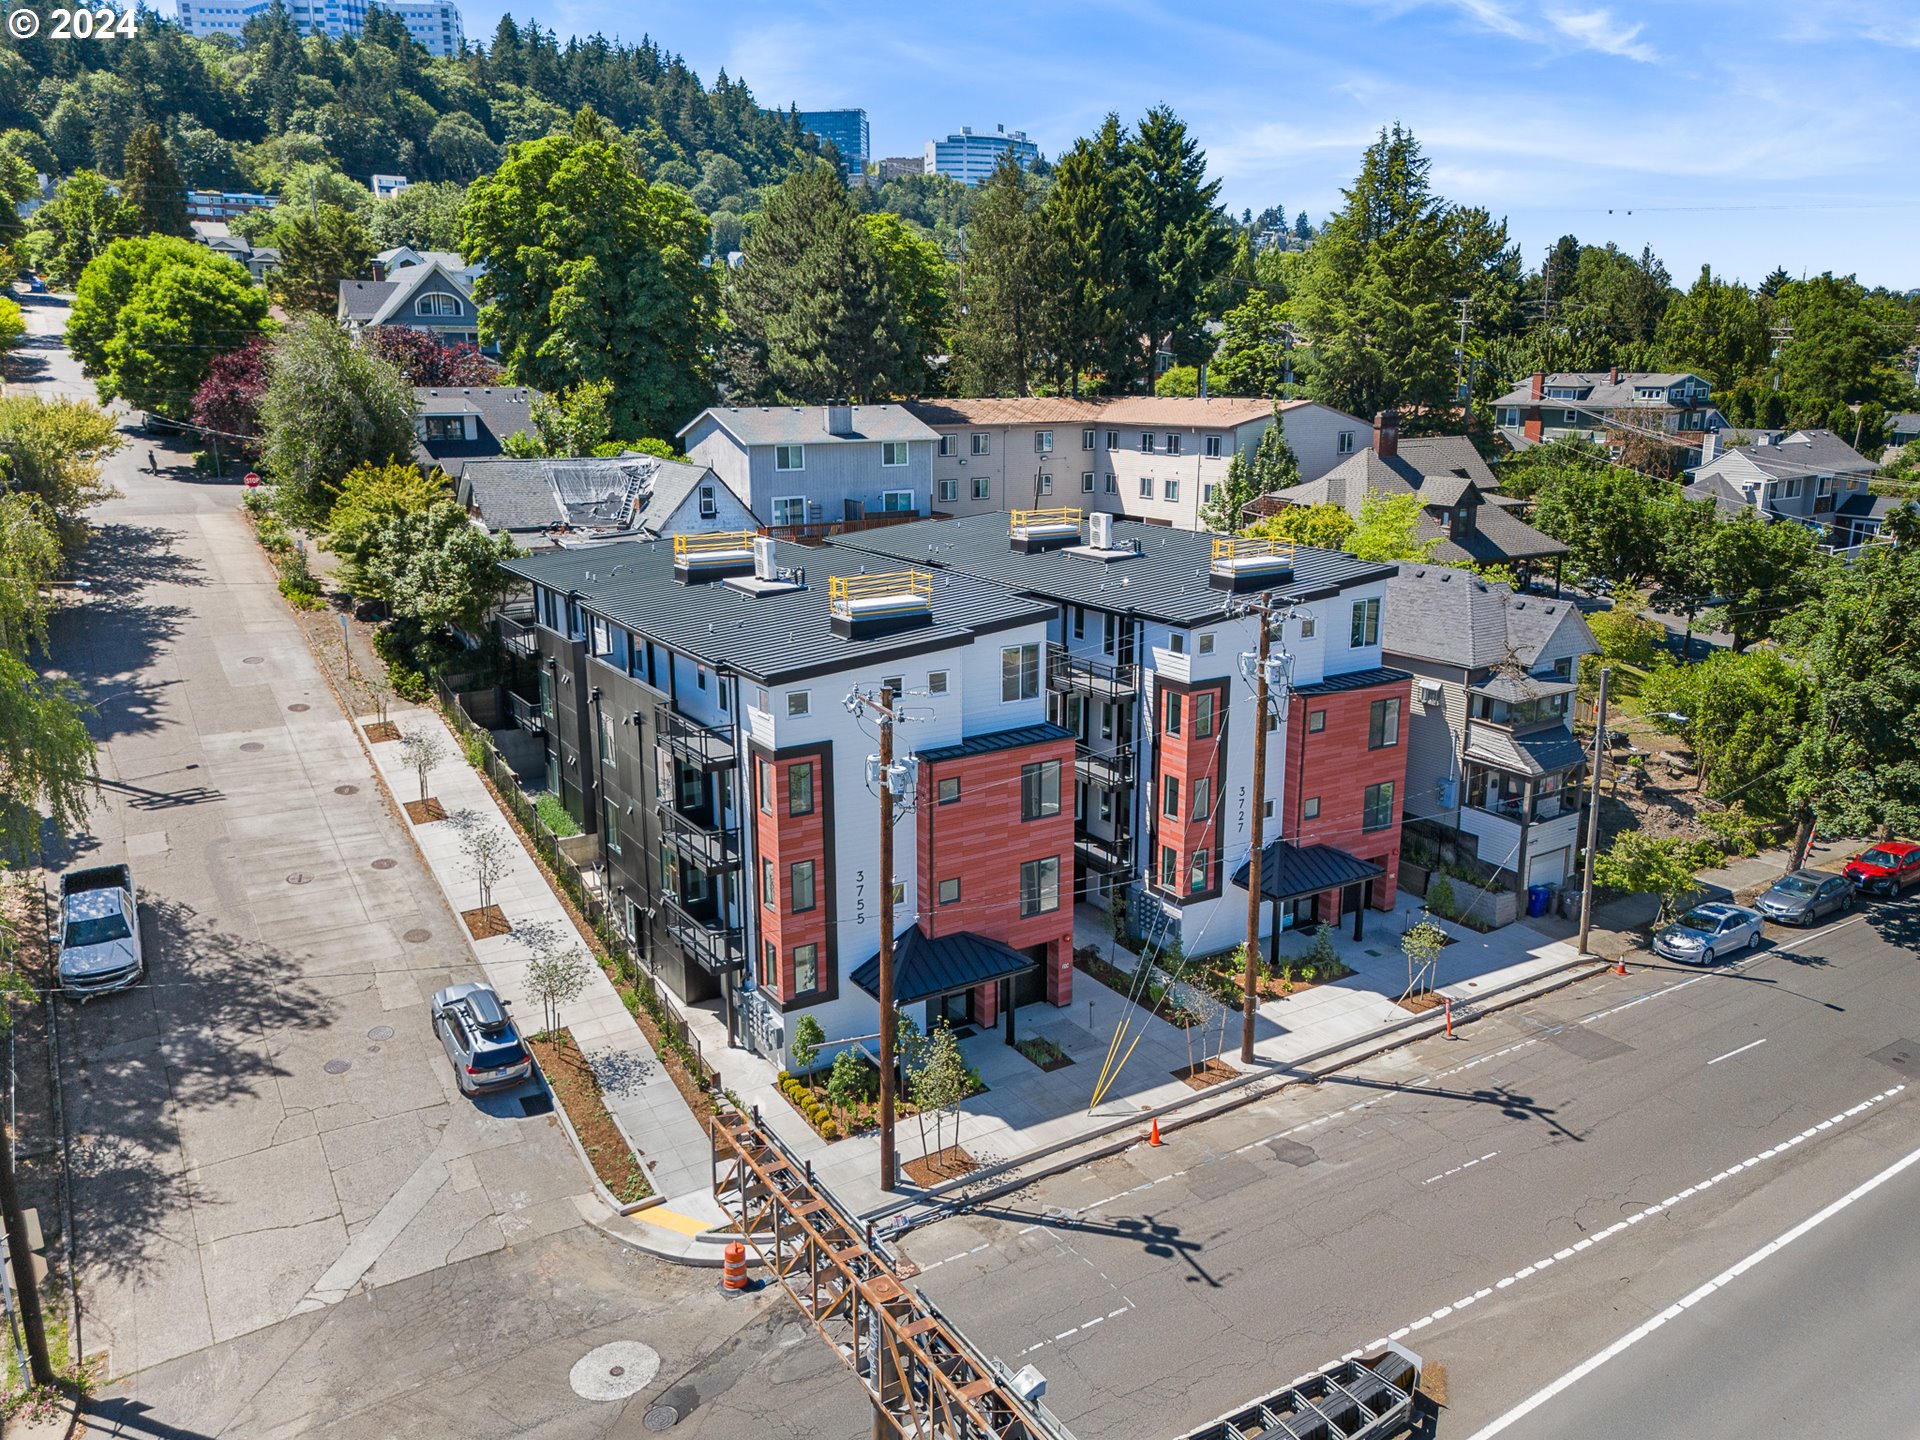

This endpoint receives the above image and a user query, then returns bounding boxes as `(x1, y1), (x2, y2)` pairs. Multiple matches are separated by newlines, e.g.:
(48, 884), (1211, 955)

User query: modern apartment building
(1493, 369), (1725, 463)
(679, 403), (938, 534)
(837, 511), (1411, 955)
(1383, 565), (1597, 895)
(903, 396), (1368, 527)
(797, 110), (870, 180)
(499, 533), (1073, 1070)
(924, 125), (1040, 185)
(174, 0), (464, 53)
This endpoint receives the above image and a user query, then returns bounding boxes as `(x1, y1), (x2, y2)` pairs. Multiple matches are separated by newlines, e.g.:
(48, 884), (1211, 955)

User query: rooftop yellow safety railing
(1211, 535), (1297, 565)
(1010, 506), (1084, 533)
(827, 570), (933, 614)
(673, 529), (756, 559)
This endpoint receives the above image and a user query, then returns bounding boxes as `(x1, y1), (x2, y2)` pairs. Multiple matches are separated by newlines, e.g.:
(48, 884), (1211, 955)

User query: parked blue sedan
(1652, 902), (1766, 966)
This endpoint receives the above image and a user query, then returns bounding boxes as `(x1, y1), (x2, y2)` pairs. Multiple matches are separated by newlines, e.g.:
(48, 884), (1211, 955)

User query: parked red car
(1843, 841), (1920, 897)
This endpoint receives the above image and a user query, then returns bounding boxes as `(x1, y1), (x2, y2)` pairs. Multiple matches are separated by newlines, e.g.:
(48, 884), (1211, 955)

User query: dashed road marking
(1423, 1150), (1498, 1185)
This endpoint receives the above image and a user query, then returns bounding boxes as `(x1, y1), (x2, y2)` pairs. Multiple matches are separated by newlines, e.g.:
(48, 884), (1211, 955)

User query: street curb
(580, 1210), (729, 1269)
(868, 951), (1612, 1232)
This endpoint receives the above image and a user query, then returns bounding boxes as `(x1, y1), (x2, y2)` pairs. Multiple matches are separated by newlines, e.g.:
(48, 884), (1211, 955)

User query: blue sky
(463, 0), (1920, 289)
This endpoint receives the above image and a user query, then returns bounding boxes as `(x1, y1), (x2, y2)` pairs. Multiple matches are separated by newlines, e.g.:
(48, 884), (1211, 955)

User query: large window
(1140, 433), (1157, 453)
(1001, 643), (1040, 701)
(1194, 693), (1215, 738)
(774, 445), (805, 471)
(1368, 697), (1401, 749)
(1189, 847), (1209, 894)
(1192, 775), (1212, 821)
(415, 292), (459, 316)
(880, 490), (915, 513)
(772, 495), (806, 527)
(1363, 780), (1395, 832)
(793, 943), (819, 993)
(1020, 856), (1060, 916)
(1163, 774), (1181, 817)
(791, 859), (816, 913)
(788, 761), (814, 815)
(1021, 760), (1062, 820)
(881, 441), (908, 467)
(1350, 597), (1381, 648)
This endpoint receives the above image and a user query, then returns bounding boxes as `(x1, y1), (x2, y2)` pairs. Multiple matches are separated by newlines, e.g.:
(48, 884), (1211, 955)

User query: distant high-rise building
(923, 125), (1039, 186)
(173, 0), (464, 57)
(878, 156), (923, 182)
(797, 109), (871, 181)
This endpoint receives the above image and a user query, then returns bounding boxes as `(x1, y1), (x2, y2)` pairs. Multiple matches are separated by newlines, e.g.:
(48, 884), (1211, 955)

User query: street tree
(323, 461), (449, 595)
(1400, 919), (1447, 999)
(524, 935), (590, 1038)
(119, 123), (189, 237)
(365, 502), (518, 636)
(0, 495), (60, 653)
(27, 170), (134, 286)
(190, 337), (271, 455)
(0, 393), (123, 553)
(0, 654), (95, 864)
(911, 1022), (970, 1161)
(258, 316), (417, 522)
(400, 729), (444, 804)
(271, 202), (374, 314)
(1593, 832), (1702, 923)
(1529, 451), (1675, 586)
(459, 824), (513, 913)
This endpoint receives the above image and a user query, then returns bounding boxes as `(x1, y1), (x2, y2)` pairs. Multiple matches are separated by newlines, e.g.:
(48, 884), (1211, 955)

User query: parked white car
(1651, 902), (1765, 966)
(58, 864), (145, 997)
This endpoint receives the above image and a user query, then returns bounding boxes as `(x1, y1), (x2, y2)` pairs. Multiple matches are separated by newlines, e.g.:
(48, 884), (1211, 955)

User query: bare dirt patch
(1173, 1057), (1240, 1090)
(529, 1030), (652, 1204)
(462, 904), (510, 939)
(902, 1145), (977, 1187)
(364, 720), (401, 742)
(1394, 991), (1446, 1015)
(404, 797), (448, 824)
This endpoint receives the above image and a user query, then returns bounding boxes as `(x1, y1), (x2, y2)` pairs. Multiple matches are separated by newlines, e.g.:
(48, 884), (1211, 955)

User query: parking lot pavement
(47, 419), (593, 1378)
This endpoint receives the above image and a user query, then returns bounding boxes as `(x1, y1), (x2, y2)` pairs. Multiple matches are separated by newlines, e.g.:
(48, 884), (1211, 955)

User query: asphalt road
(900, 900), (1920, 1438)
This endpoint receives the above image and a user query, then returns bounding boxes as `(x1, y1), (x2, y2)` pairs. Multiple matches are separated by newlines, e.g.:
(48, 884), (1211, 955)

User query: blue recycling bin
(1527, 884), (1552, 917)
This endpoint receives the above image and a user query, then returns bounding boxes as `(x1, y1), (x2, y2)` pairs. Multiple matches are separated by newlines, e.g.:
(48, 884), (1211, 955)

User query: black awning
(1231, 840), (1385, 904)
(849, 926), (1037, 1006)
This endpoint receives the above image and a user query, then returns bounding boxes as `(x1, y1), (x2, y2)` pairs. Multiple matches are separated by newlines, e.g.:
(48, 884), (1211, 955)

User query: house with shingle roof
(679, 403), (939, 533)
(1683, 428), (1879, 544)
(1493, 368), (1725, 463)
(412, 386), (537, 477)
(338, 257), (486, 351)
(458, 453), (757, 546)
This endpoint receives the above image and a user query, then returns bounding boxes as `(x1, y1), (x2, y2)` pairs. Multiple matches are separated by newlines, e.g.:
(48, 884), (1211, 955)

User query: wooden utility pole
(1241, 598), (1274, 1064)
(876, 685), (898, 1192)
(1577, 666), (1611, 957)
(0, 1124), (53, 1387)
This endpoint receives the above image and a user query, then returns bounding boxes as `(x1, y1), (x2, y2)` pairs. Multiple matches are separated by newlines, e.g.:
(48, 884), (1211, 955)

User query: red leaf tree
(191, 337), (271, 452)
(363, 328), (502, 387)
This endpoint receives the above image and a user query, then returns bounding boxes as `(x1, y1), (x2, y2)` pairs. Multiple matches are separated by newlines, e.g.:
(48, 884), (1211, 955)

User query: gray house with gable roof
(337, 257), (487, 351)
(679, 403), (937, 533)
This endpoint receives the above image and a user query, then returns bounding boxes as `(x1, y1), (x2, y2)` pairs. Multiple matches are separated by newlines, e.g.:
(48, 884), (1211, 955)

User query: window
(788, 761), (814, 816)
(1363, 780), (1395, 832)
(1140, 433), (1157, 453)
(891, 881), (906, 905)
(598, 709), (615, 763)
(1159, 845), (1178, 889)
(1198, 633), (1215, 654)
(1166, 434), (1182, 456)
(1368, 697), (1401, 749)
(760, 938), (776, 989)
(696, 663), (708, 691)
(938, 478), (958, 502)
(1205, 435), (1222, 458)
(698, 484), (718, 519)
(1020, 856), (1060, 916)
(1189, 848), (1209, 894)
(1082, 428), (1097, 451)
(793, 943), (819, 993)
(772, 496), (807, 527)
(938, 435), (957, 457)
(928, 669), (949, 695)
(1500, 407), (1520, 429)
(1021, 760), (1062, 820)
(1308, 709), (1326, 733)
(1202, 483), (1216, 506)
(603, 797), (622, 853)
(424, 414), (463, 440)
(1038, 474), (1053, 495)
(755, 687), (770, 712)
(1163, 774), (1181, 817)
(971, 433), (991, 456)
(791, 859), (816, 913)
(938, 776), (961, 804)
(1303, 796), (1320, 820)
(1097, 789), (1113, 822)
(1035, 430), (1054, 454)
(882, 675), (903, 697)
(939, 877), (961, 905)
(1350, 597), (1381, 647)
(879, 490), (915, 514)
(1001, 643), (1040, 701)
(414, 292), (458, 316)
(757, 757), (772, 812)
(775, 445), (805, 472)
(1337, 431), (1356, 455)
(1562, 409), (1580, 425)
(1165, 695), (1181, 736)
(1192, 774), (1211, 820)
(1139, 477), (1153, 499)
(972, 476), (991, 500)
(1785, 477), (1803, 499)
(1300, 616), (1316, 640)
(1104, 473), (1118, 494)
(1170, 633), (1186, 655)
(1264, 799), (1274, 819)
(1106, 430), (1120, 450)
(1163, 479), (1179, 502)
(1194, 693), (1215, 738)
(1082, 471), (1095, 492)
(761, 858), (777, 910)
(881, 441), (908, 467)
(787, 691), (810, 718)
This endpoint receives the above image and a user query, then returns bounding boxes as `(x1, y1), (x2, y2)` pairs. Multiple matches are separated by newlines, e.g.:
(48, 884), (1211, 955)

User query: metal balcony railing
(656, 705), (736, 768)
(827, 569), (932, 618)
(664, 896), (744, 975)
(1048, 642), (1137, 697)
(1074, 742), (1135, 790)
(660, 803), (740, 870)
(507, 692), (545, 734)
(498, 611), (538, 659)
(1075, 830), (1132, 873)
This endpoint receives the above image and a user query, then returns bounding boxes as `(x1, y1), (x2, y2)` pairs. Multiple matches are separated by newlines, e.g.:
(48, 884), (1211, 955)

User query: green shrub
(1307, 923), (1338, 969)
(819, 1118), (840, 1141)
(534, 789), (581, 837)
(242, 486), (272, 517)
(1426, 875), (1457, 920)
(277, 550), (323, 610)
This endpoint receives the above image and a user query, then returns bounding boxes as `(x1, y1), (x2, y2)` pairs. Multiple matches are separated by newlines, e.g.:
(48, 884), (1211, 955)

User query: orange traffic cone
(1148, 1117), (1163, 1146)
(1616, 955), (1629, 976)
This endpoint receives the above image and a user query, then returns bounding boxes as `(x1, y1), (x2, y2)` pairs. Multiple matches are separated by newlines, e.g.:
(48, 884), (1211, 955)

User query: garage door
(1528, 846), (1570, 888)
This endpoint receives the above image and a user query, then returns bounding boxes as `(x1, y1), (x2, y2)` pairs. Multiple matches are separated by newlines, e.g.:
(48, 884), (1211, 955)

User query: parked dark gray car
(430, 982), (532, 1095)
(1754, 869), (1853, 926)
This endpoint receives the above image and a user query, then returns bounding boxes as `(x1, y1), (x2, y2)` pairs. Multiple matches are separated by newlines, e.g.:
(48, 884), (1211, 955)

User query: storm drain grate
(1869, 1039), (1919, 1075)
(240, 742), (266, 753)
(323, 1059), (352, 1075)
(402, 928), (431, 943)
(643, 1406), (679, 1431)
(367, 1026), (394, 1042)
(288, 703), (310, 713)
(371, 858), (397, 870)
(285, 871), (310, 886)
(334, 784), (359, 796)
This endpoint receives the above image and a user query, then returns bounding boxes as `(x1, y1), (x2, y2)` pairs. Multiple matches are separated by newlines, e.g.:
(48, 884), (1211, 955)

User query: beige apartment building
(903, 396), (1369, 528)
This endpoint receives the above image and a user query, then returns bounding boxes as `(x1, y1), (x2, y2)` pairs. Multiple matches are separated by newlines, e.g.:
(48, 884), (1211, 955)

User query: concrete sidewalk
(358, 707), (728, 1260)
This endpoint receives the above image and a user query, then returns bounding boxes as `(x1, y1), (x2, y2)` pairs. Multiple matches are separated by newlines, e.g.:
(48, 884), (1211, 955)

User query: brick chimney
(1373, 409), (1399, 460)
(1529, 371), (1545, 401)
(1608, 366), (1619, 385)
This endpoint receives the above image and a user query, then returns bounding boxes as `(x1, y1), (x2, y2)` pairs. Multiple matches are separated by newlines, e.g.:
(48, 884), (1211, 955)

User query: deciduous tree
(366, 501), (518, 636)
(361, 327), (500, 387)
(191, 337), (271, 450)
(323, 461), (449, 595)
(0, 394), (124, 553)
(259, 316), (417, 522)
(26, 170), (134, 287)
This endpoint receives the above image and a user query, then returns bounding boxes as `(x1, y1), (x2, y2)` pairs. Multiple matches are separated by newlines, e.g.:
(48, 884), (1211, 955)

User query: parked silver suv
(430, 982), (532, 1095)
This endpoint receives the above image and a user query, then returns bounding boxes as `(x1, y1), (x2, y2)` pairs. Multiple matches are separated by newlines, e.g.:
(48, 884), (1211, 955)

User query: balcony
(508, 692), (546, 735)
(663, 896), (745, 975)
(660, 804), (740, 870)
(656, 705), (736, 769)
(498, 610), (539, 659)
(1075, 743), (1135, 790)
(1076, 831), (1133, 873)
(1049, 643), (1137, 698)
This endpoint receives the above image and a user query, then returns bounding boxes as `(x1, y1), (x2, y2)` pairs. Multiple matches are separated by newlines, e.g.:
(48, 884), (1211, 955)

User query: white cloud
(1550, 8), (1656, 61)
(1432, 0), (1657, 61)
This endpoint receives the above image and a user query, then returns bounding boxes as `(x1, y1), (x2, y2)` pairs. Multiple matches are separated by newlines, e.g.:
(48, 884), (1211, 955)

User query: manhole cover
(371, 858), (397, 870)
(240, 742), (265, 753)
(568, 1342), (660, 1402)
(242, 656), (264, 665)
(288, 703), (310, 713)
(334, 784), (359, 795)
(643, 1406), (679, 1431)
(323, 1059), (352, 1075)
(368, 1025), (394, 1041)
(285, 871), (310, 885)
(402, 927), (431, 944)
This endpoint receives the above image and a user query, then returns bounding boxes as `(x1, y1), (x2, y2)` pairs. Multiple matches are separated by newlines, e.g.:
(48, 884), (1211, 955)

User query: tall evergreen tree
(1042, 115), (1136, 394)
(1653, 265), (1768, 390)
(1122, 106), (1234, 384)
(949, 155), (1052, 397)
(727, 164), (905, 403)
(120, 124), (189, 238)
(272, 202), (373, 314)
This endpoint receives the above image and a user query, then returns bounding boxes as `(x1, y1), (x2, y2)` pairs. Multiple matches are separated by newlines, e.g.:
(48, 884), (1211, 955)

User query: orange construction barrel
(722, 1241), (749, 1293)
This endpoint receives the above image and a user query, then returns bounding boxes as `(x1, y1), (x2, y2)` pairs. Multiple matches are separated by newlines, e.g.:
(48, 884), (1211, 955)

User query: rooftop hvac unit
(752, 535), (776, 581)
(1089, 511), (1114, 549)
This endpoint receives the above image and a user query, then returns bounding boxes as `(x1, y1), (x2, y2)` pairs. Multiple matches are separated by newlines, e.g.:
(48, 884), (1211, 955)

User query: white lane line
(1462, 1135), (1920, 1440)
(1707, 1037), (1768, 1066)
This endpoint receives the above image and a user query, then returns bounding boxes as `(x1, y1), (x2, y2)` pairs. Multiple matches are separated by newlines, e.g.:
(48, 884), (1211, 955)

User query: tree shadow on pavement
(63, 895), (336, 1288)
(1315, 1073), (1586, 1143)
(82, 1398), (219, 1440)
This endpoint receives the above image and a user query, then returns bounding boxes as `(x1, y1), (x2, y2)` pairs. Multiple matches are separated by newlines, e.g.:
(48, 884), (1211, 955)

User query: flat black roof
(503, 537), (1055, 684)
(829, 513), (1396, 624)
